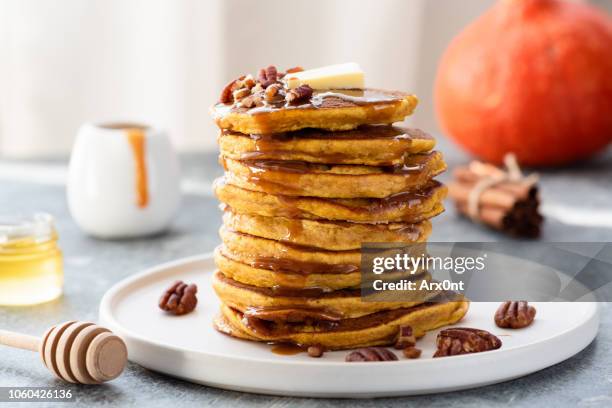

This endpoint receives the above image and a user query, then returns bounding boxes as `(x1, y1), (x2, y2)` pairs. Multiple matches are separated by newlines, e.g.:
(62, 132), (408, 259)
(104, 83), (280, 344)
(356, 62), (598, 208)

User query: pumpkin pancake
(222, 151), (446, 198)
(222, 211), (431, 251)
(212, 89), (418, 134)
(214, 298), (469, 350)
(220, 227), (361, 270)
(214, 179), (447, 223)
(215, 247), (362, 290)
(218, 125), (435, 166)
(212, 272), (435, 320)
(215, 248), (425, 291)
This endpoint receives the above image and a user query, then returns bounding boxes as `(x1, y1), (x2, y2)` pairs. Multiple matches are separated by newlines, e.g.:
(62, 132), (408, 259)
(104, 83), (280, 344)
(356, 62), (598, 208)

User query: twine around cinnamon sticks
(448, 154), (543, 238)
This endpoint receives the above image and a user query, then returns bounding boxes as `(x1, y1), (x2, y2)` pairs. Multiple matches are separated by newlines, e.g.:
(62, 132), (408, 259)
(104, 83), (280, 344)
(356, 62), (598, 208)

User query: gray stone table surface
(1, 138), (611, 407)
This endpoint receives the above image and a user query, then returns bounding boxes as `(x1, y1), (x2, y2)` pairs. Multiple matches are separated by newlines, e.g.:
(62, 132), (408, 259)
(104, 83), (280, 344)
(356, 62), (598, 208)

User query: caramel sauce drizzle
(125, 127), (149, 208)
(270, 343), (306, 356)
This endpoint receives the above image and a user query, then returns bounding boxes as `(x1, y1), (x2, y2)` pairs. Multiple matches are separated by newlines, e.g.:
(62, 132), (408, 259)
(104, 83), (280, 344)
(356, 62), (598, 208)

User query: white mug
(67, 122), (181, 239)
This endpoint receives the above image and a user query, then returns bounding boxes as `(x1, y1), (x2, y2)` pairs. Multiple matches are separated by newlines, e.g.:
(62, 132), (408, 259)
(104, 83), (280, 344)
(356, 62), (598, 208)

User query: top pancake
(212, 89), (418, 134)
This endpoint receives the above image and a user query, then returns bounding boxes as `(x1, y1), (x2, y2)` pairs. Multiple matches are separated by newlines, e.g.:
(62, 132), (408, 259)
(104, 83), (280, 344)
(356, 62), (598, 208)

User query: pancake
(215, 247), (362, 290)
(214, 299), (469, 349)
(220, 227), (361, 270)
(222, 152), (446, 198)
(222, 211), (431, 251)
(218, 125), (435, 166)
(212, 89), (418, 134)
(215, 179), (447, 223)
(212, 272), (435, 320)
(216, 248), (426, 291)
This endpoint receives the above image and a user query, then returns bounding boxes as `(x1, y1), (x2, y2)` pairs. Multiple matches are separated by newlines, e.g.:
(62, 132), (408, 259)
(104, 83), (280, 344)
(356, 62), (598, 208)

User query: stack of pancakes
(211, 79), (468, 350)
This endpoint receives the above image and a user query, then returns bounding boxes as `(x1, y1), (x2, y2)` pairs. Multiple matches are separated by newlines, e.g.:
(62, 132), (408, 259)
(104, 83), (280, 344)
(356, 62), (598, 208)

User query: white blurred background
(0, 0), (610, 157)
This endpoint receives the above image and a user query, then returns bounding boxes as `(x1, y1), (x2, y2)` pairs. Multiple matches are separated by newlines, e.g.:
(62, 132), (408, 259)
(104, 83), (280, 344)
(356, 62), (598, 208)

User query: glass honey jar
(0, 213), (63, 306)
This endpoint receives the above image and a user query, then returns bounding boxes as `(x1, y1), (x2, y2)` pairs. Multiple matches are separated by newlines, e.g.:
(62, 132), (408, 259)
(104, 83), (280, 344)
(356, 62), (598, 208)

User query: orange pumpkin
(435, 0), (612, 166)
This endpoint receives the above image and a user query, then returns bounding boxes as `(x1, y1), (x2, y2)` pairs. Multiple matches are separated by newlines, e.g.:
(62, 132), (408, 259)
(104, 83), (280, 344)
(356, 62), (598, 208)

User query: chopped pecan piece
(286, 85), (313, 105)
(240, 94), (264, 108)
(264, 83), (283, 102)
(251, 83), (264, 94)
(233, 87), (251, 101)
(403, 347), (422, 359)
(345, 347), (398, 362)
(159, 281), (198, 315)
(307, 344), (325, 358)
(242, 74), (256, 89)
(495, 301), (536, 329)
(258, 65), (279, 88)
(433, 328), (501, 357)
(219, 75), (246, 104)
(394, 325), (416, 349)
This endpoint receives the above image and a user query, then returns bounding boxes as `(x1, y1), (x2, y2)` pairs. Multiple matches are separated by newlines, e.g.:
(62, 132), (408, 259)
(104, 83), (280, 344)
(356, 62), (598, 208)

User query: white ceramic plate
(99, 254), (600, 397)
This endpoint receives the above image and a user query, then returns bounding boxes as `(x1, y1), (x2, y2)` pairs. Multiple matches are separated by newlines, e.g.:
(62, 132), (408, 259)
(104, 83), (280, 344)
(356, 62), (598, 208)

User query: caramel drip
(270, 344), (306, 356)
(217, 272), (357, 298)
(244, 306), (343, 322)
(231, 126), (424, 163)
(240, 125), (430, 142)
(237, 152), (435, 183)
(125, 128), (148, 208)
(239, 304), (430, 336)
(251, 256), (358, 275)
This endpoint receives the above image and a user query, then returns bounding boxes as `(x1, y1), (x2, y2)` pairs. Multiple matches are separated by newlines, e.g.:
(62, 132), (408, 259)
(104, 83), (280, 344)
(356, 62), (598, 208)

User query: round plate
(99, 254), (599, 397)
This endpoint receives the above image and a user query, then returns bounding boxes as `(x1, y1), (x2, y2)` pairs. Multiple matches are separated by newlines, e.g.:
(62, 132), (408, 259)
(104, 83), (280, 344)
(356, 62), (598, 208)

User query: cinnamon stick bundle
(448, 155), (543, 238)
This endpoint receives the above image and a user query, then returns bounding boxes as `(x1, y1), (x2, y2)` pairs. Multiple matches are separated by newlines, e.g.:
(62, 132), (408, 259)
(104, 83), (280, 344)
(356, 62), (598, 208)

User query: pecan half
(394, 325), (416, 349)
(219, 75), (246, 104)
(286, 84), (313, 105)
(433, 328), (501, 357)
(258, 65), (279, 88)
(159, 281), (198, 315)
(495, 301), (536, 329)
(345, 347), (398, 362)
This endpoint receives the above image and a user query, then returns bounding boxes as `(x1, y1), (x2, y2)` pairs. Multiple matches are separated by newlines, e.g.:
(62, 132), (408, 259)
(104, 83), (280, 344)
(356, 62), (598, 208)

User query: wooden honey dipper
(0, 321), (127, 384)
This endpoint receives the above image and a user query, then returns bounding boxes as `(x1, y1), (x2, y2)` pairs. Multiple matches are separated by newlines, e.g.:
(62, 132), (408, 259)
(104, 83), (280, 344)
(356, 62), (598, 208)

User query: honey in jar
(0, 213), (63, 305)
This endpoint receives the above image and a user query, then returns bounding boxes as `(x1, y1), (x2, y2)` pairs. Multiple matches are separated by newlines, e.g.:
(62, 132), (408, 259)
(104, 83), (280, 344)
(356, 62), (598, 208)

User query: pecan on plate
(159, 281), (198, 315)
(394, 325), (416, 349)
(345, 347), (398, 362)
(258, 65), (279, 88)
(495, 301), (536, 329)
(433, 328), (501, 357)
(286, 85), (313, 105)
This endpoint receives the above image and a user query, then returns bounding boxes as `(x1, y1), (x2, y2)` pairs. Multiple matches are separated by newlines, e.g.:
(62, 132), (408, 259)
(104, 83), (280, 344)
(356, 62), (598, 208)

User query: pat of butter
(284, 63), (364, 90)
